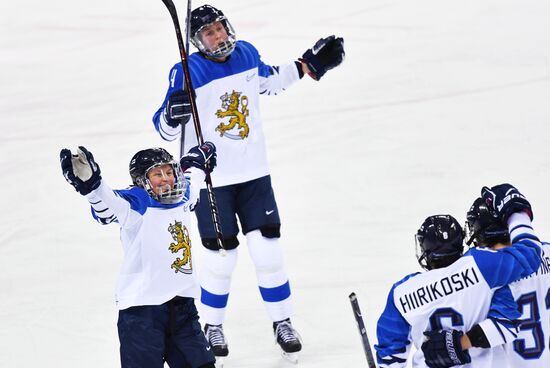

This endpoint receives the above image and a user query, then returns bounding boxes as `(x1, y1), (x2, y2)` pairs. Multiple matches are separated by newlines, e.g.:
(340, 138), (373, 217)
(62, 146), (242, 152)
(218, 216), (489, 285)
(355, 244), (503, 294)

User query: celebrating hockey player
(421, 184), (550, 367)
(152, 3), (345, 363)
(374, 183), (541, 367)
(59, 144), (217, 368)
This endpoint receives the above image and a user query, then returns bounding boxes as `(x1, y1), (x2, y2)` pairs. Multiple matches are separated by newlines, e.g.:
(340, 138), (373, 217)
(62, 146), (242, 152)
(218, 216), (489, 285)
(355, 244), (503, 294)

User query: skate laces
(274, 320), (302, 344)
(206, 324), (227, 346)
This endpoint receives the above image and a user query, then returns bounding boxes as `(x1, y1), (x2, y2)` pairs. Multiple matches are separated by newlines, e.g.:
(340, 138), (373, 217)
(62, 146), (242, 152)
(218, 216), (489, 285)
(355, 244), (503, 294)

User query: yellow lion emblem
(215, 90), (249, 139)
(168, 221), (192, 274)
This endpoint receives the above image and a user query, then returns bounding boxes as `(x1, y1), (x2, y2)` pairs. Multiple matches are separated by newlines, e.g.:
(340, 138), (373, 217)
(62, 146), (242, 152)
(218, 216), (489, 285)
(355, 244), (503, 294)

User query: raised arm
(60, 146), (146, 227)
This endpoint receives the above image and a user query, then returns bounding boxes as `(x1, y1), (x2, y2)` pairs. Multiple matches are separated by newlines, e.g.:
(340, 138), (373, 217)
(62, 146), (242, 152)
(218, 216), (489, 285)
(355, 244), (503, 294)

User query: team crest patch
(168, 221), (192, 274)
(215, 90), (249, 139)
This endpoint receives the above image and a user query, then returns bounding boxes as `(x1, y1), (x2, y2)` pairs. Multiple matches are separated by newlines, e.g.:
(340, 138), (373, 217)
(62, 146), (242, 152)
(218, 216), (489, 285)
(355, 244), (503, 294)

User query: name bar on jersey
(399, 267), (481, 314)
(520, 249), (550, 281)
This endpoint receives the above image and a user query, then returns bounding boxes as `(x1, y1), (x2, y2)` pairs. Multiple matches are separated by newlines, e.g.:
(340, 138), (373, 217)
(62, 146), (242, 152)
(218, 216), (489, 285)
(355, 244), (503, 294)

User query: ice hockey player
(152, 3), (345, 363)
(374, 184), (541, 367)
(421, 183), (550, 368)
(59, 143), (217, 368)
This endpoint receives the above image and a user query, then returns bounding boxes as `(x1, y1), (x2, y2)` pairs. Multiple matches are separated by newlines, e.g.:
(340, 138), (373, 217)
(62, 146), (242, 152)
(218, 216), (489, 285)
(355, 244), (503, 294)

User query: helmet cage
(190, 16), (236, 58)
(136, 161), (187, 204)
(129, 148), (187, 204)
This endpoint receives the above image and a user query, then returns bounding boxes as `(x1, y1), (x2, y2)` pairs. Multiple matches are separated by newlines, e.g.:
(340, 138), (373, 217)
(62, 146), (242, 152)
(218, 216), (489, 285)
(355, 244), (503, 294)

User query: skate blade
(215, 356), (225, 368)
(282, 351), (299, 364)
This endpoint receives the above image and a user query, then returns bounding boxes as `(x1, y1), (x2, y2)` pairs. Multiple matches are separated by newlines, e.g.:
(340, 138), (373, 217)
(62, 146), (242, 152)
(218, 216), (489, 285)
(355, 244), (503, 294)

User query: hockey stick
(185, 0), (191, 54)
(349, 292), (377, 368)
(160, 0), (226, 255)
(178, 0), (192, 158)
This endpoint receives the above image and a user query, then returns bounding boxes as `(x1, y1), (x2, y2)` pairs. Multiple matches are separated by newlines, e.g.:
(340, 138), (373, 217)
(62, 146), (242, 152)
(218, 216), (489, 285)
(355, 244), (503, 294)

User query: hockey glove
(164, 90), (191, 128)
(422, 330), (471, 368)
(180, 142), (217, 174)
(300, 35), (345, 81)
(60, 146), (102, 196)
(481, 183), (533, 222)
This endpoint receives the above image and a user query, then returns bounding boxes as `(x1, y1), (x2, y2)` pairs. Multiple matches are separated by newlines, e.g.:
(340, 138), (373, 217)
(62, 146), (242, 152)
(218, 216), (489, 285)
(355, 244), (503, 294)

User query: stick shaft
(349, 292), (377, 368)
(161, 0), (225, 252)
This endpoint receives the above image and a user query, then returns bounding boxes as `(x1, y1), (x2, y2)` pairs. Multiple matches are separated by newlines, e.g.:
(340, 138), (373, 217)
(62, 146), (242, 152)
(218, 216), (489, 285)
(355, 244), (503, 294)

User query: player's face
(147, 164), (176, 195)
(200, 21), (228, 52)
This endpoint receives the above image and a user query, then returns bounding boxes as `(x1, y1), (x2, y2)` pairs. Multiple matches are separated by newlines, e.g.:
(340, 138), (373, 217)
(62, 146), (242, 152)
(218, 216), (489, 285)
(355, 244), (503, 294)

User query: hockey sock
(246, 230), (293, 321)
(199, 248), (238, 325)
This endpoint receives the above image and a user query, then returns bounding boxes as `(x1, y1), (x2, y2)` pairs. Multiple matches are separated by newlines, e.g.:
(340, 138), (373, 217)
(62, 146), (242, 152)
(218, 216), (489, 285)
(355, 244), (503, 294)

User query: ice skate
(273, 318), (302, 364)
(205, 324), (229, 367)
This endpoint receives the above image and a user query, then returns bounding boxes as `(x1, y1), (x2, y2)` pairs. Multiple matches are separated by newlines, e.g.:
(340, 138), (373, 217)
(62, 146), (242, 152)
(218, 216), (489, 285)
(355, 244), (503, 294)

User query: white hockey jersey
(375, 213), (541, 368)
(480, 241), (550, 367)
(153, 40), (301, 187)
(86, 174), (202, 310)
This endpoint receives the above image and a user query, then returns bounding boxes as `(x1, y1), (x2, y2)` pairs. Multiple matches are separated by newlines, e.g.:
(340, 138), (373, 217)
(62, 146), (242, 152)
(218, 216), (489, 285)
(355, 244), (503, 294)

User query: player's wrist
(460, 332), (472, 350)
(297, 59), (317, 80)
(294, 61), (305, 79)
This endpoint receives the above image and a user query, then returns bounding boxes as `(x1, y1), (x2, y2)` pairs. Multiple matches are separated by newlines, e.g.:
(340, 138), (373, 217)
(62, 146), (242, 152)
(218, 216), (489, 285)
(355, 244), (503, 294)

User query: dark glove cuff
(180, 160), (201, 172)
(299, 55), (324, 80)
(164, 109), (190, 128)
(294, 61), (305, 79)
(77, 175), (102, 196)
(466, 324), (490, 348)
(180, 159), (213, 174)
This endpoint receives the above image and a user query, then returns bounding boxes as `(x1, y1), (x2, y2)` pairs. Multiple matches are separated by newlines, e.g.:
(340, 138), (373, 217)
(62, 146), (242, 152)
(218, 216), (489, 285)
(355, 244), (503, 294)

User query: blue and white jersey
(375, 213), (541, 368)
(153, 40), (301, 187)
(85, 170), (204, 310)
(480, 240), (550, 367)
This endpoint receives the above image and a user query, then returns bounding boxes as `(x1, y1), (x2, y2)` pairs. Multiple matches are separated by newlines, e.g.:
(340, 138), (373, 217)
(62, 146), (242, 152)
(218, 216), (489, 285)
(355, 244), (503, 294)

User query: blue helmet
(415, 215), (464, 270)
(189, 5), (236, 58)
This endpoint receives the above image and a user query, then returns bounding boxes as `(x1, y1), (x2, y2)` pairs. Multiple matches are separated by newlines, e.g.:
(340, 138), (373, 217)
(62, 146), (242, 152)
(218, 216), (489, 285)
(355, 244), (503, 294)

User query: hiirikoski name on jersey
(398, 267), (481, 314)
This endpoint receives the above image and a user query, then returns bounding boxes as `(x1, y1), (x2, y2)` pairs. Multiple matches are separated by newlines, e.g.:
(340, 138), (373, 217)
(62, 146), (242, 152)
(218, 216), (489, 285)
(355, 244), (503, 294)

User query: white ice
(2, 0), (550, 367)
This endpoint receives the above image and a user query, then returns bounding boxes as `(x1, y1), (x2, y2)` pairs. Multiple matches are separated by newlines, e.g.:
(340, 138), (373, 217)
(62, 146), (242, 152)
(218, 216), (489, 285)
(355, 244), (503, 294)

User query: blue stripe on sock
(200, 288), (229, 308)
(259, 281), (291, 302)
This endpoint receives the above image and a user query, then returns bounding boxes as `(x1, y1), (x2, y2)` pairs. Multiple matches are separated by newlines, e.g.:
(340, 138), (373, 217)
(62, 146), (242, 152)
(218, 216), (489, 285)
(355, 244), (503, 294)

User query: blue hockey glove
(422, 330), (471, 368)
(164, 90), (191, 128)
(481, 183), (533, 222)
(300, 35), (345, 81)
(180, 142), (217, 174)
(60, 146), (102, 196)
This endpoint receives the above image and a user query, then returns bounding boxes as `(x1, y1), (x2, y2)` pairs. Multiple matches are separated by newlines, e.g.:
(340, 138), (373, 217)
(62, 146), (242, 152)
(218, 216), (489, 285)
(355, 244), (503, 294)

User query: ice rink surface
(2, 0), (550, 366)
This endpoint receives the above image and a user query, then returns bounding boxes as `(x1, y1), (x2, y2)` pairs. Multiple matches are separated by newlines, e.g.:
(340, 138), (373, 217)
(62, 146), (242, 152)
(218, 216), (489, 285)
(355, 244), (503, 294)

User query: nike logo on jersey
(206, 346), (211, 351)
(265, 210), (275, 215)
(246, 73), (256, 81)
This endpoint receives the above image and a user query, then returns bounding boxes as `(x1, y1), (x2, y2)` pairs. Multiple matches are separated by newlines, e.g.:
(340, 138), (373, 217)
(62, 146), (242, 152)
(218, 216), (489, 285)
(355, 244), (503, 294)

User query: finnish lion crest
(215, 90), (250, 139)
(168, 221), (192, 274)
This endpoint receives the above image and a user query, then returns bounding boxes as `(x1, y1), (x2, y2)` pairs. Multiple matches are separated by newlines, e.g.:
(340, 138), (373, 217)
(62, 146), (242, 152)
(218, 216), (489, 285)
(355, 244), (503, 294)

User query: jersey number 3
(514, 288), (550, 359)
